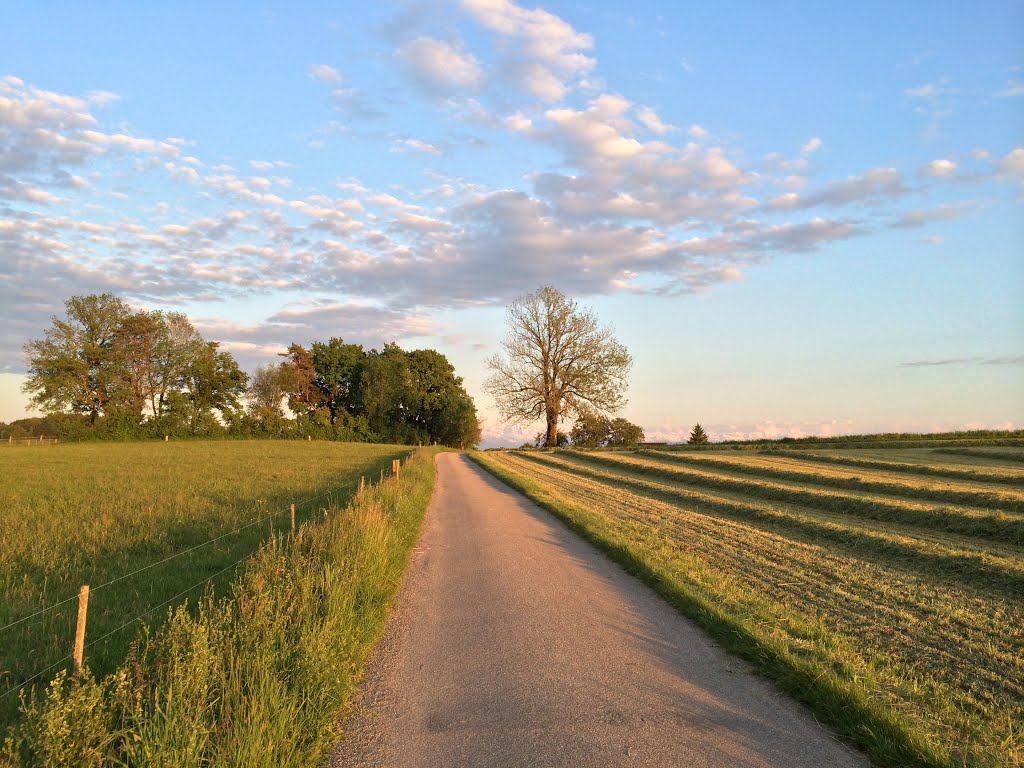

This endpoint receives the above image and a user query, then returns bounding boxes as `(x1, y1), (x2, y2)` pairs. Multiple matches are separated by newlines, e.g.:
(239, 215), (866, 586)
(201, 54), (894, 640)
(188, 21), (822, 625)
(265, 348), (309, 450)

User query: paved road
(332, 453), (866, 768)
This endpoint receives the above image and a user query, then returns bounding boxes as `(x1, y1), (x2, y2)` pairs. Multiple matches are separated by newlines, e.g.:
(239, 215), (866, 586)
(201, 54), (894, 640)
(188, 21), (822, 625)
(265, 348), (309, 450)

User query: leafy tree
(110, 310), (165, 419)
(311, 338), (364, 425)
(688, 423), (710, 444)
(146, 312), (203, 419)
(249, 363), (290, 414)
(485, 286), (632, 448)
(23, 294), (132, 424)
(405, 349), (480, 447)
(534, 430), (570, 447)
(175, 342), (248, 432)
(570, 410), (611, 447)
(570, 411), (644, 448)
(607, 417), (645, 447)
(279, 344), (321, 417)
(356, 343), (414, 442)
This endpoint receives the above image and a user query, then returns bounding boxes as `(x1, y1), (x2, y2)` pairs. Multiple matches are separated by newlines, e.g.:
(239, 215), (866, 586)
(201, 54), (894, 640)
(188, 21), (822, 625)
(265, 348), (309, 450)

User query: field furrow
(475, 448), (1024, 767)
(501, 454), (1023, 676)
(517, 451), (1024, 598)
(637, 449), (1024, 505)
(769, 450), (1024, 487)
(567, 450), (1024, 545)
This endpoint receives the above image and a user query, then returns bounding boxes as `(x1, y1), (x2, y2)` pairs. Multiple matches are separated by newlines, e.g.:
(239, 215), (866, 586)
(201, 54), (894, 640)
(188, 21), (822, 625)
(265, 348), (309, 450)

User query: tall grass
(0, 441), (410, 731)
(471, 449), (1024, 768)
(1, 447), (438, 767)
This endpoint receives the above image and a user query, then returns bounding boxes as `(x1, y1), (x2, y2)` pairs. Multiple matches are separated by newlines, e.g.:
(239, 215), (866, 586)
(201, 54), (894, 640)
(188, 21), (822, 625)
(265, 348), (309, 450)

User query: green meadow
(0, 440), (411, 731)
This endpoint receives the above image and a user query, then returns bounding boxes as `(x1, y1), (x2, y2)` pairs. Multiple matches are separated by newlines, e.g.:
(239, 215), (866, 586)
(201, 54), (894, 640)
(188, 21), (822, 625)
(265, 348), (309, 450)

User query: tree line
(15, 294), (480, 447)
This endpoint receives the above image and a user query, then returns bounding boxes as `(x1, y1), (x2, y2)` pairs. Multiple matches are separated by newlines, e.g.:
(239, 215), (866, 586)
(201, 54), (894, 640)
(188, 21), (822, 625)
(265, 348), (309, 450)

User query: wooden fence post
(359, 475), (365, 493)
(380, 468), (384, 483)
(392, 459), (400, 477)
(290, 503), (296, 535)
(73, 585), (89, 679)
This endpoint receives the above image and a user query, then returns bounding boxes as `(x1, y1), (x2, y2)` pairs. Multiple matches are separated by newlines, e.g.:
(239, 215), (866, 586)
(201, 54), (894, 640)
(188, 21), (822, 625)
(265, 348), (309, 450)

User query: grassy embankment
(471, 444), (1024, 768)
(1, 441), (434, 766)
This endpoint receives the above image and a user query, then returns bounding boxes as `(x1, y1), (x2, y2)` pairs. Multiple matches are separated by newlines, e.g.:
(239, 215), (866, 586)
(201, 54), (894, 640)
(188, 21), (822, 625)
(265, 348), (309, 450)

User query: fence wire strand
(0, 482), (349, 637)
(0, 546), (259, 704)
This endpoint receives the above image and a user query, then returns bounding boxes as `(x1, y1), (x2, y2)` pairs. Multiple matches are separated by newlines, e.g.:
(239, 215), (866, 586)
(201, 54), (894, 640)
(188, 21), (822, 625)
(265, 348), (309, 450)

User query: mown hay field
(0, 440), (411, 729)
(472, 445), (1024, 768)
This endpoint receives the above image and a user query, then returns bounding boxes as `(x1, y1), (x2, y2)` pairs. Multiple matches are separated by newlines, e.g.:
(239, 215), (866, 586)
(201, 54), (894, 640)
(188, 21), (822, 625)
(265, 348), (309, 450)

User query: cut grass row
(471, 449), (1024, 768)
(636, 449), (1024, 509)
(934, 447), (1024, 464)
(761, 450), (1024, 487)
(573, 450), (1024, 546)
(516, 451), (1024, 599)
(2, 446), (439, 768)
(0, 441), (411, 732)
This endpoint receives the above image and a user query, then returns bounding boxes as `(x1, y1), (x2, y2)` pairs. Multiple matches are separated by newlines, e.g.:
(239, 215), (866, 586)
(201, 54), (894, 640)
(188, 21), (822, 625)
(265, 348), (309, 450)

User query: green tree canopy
(278, 340), (480, 447)
(570, 411), (644, 448)
(311, 338), (364, 425)
(21, 294), (477, 446)
(24, 294), (133, 424)
(607, 417), (645, 448)
(688, 423), (710, 444)
(23, 294), (246, 434)
(570, 410), (612, 447)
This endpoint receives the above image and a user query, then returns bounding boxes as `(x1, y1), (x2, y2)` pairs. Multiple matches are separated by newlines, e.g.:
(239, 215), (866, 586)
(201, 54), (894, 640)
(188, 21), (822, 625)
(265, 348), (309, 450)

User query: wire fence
(0, 484), (349, 638)
(1, 436), (59, 446)
(0, 462), (399, 704)
(0, 547), (257, 704)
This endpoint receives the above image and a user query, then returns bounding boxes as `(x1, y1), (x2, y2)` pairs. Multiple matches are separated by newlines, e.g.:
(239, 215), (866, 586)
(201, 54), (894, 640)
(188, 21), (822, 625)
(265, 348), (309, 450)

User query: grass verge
(1, 447), (439, 768)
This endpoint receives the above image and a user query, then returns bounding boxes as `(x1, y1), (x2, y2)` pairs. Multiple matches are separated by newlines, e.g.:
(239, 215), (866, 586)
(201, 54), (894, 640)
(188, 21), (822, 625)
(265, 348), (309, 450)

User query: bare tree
(485, 286), (632, 447)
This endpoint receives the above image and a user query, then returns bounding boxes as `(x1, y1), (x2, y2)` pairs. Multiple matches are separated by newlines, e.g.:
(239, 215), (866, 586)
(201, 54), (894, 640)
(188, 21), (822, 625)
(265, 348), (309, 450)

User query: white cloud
(308, 64), (344, 83)
(894, 203), (966, 229)
(398, 37), (484, 94)
(501, 112), (533, 133)
(161, 224), (192, 237)
(801, 137), (822, 154)
(461, 0), (595, 100)
(763, 192), (800, 210)
(996, 80), (1024, 98)
(792, 167), (907, 208)
(996, 147), (1024, 177)
(923, 235), (944, 245)
(688, 124), (707, 139)
(919, 158), (956, 178)
(636, 107), (674, 135)
(904, 79), (957, 100)
(392, 138), (443, 155)
(250, 159), (289, 170)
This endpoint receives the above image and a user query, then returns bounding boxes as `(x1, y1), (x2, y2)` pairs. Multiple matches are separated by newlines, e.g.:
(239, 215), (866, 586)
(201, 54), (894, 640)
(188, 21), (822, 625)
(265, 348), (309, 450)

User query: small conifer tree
(688, 423), (709, 444)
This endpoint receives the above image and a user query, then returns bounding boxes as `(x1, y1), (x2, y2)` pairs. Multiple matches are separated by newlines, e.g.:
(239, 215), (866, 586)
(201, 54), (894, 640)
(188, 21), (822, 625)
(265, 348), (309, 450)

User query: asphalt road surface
(332, 453), (866, 768)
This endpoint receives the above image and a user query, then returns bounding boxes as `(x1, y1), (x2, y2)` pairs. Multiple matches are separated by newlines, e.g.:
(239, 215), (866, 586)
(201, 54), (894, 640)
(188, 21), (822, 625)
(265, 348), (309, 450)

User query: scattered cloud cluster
(2, 0), (1022, 383)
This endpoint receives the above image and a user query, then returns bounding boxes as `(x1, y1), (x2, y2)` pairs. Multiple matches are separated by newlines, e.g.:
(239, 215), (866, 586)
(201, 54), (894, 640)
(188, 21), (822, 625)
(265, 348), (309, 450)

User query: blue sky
(1, 0), (1021, 444)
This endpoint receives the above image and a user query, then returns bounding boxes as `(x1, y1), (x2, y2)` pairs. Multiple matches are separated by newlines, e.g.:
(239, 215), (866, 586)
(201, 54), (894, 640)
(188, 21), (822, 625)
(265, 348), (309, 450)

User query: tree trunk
(546, 408), (558, 447)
